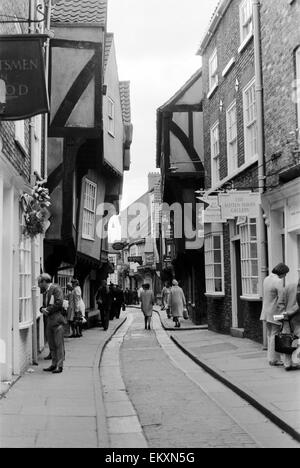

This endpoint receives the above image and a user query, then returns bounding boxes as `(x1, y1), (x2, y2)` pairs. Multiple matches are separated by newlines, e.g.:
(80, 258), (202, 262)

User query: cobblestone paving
(120, 313), (258, 448)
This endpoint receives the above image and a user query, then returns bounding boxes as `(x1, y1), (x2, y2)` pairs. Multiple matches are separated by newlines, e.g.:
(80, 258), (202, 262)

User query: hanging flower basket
(20, 184), (51, 239)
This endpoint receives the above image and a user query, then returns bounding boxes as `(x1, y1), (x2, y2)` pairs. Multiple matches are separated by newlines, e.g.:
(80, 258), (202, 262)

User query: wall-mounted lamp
(235, 78), (240, 93)
(219, 99), (224, 112)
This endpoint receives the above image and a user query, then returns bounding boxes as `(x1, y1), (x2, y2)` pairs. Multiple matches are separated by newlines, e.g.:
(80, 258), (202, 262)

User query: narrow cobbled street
(100, 310), (300, 449)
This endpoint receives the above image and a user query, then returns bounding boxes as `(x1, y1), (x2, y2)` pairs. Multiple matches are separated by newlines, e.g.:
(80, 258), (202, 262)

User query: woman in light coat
(277, 279), (300, 371)
(260, 263), (290, 366)
(168, 280), (186, 328)
(140, 284), (155, 330)
(69, 279), (85, 338)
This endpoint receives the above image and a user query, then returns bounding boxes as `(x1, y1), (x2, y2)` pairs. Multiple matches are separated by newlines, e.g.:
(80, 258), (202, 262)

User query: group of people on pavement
(260, 263), (300, 371)
(96, 281), (125, 331)
(38, 274), (86, 374)
(140, 279), (187, 330)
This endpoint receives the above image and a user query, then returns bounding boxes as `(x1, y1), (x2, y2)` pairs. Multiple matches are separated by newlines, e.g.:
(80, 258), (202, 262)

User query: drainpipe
(44, 0), (53, 182)
(253, 0), (268, 349)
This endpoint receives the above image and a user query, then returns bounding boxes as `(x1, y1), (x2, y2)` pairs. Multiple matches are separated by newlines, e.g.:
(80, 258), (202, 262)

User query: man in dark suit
(96, 280), (113, 331)
(38, 274), (66, 374)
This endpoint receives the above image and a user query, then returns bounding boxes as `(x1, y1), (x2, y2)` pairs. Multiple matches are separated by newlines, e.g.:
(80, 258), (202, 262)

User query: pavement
(0, 318), (126, 448)
(1, 305), (300, 447)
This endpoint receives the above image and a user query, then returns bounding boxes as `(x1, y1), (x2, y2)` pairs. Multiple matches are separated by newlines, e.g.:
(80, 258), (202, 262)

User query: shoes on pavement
(43, 366), (56, 372)
(44, 354), (52, 360)
(269, 361), (284, 367)
(68, 335), (77, 338)
(285, 366), (300, 372)
(52, 367), (63, 374)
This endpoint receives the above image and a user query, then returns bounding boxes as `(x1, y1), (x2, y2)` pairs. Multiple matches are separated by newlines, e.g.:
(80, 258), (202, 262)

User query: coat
(260, 273), (284, 324)
(68, 286), (85, 321)
(168, 286), (186, 318)
(44, 284), (66, 328)
(140, 290), (155, 317)
(162, 287), (171, 308)
(277, 283), (300, 337)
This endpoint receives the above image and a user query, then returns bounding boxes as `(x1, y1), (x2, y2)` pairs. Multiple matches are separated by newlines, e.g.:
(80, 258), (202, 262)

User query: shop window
(82, 179), (97, 240)
(211, 121), (220, 186)
(19, 213), (32, 325)
(227, 101), (238, 173)
(243, 79), (258, 162)
(240, 218), (259, 296)
(205, 233), (224, 294)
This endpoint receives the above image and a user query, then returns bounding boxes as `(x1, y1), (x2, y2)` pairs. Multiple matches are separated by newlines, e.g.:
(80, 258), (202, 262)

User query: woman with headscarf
(168, 280), (187, 328)
(260, 263), (290, 366)
(69, 279), (85, 338)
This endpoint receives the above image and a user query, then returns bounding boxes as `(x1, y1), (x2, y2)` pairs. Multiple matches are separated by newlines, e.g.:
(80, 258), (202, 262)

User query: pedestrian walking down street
(140, 283), (155, 330)
(260, 263), (290, 367)
(69, 279), (85, 338)
(38, 274), (66, 374)
(277, 278), (300, 371)
(114, 285), (125, 319)
(96, 280), (113, 331)
(65, 282), (75, 337)
(161, 282), (171, 318)
(168, 279), (187, 328)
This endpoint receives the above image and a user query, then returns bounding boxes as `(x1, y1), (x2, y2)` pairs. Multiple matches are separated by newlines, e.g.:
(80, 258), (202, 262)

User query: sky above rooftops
(107, 0), (219, 211)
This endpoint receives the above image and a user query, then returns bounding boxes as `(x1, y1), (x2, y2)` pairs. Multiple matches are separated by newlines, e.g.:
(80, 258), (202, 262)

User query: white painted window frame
(239, 0), (253, 46)
(211, 121), (220, 187)
(240, 217), (260, 298)
(204, 231), (225, 295)
(209, 48), (218, 94)
(19, 212), (32, 325)
(15, 120), (27, 155)
(243, 78), (258, 162)
(82, 179), (97, 241)
(227, 100), (238, 174)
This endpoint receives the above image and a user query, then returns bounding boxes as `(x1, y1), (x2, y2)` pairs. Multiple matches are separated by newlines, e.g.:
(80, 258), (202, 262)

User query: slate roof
(51, 0), (107, 26)
(119, 81), (131, 125)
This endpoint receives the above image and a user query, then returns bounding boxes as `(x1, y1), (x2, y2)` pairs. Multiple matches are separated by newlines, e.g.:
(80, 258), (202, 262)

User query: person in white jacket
(260, 263), (290, 366)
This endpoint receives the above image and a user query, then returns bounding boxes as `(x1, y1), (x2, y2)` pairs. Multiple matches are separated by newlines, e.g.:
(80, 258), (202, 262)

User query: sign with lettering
(218, 192), (260, 219)
(0, 35), (49, 120)
(145, 253), (155, 265)
(128, 256), (143, 265)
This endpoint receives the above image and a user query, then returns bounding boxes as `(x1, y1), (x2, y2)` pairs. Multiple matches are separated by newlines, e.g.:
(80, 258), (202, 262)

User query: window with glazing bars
(211, 122), (220, 186)
(205, 233), (224, 294)
(19, 214), (32, 324)
(82, 179), (97, 240)
(240, 0), (253, 43)
(243, 79), (258, 161)
(240, 218), (259, 296)
(209, 49), (218, 91)
(227, 101), (238, 173)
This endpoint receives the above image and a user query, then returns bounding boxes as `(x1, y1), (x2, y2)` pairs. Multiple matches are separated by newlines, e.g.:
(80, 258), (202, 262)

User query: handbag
(275, 320), (298, 355)
(183, 308), (189, 320)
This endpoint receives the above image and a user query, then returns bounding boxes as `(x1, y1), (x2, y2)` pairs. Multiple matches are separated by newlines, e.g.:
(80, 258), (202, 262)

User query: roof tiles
(51, 0), (107, 26)
(119, 81), (131, 125)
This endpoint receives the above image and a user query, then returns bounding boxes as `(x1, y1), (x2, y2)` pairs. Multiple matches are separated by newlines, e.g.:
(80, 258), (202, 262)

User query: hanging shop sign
(145, 253), (155, 265)
(203, 196), (226, 224)
(0, 35), (49, 120)
(128, 256), (143, 265)
(218, 192), (261, 219)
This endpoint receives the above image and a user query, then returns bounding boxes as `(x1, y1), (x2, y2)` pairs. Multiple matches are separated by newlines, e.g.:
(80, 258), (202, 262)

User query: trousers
(47, 324), (65, 368)
(266, 322), (283, 364)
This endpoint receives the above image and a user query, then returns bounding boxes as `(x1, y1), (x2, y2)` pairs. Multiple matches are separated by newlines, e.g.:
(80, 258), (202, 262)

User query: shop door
(235, 240), (244, 328)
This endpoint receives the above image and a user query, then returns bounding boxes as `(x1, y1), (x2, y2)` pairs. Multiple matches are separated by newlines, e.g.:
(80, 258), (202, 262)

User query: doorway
(234, 240), (244, 329)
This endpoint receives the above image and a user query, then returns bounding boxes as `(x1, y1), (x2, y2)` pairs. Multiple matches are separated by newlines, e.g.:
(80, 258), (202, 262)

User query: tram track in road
(100, 309), (300, 448)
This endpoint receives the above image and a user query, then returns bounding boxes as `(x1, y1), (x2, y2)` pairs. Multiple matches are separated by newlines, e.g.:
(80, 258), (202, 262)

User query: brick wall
(201, 0), (262, 341)
(261, 0), (300, 190)
(0, 0), (31, 183)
